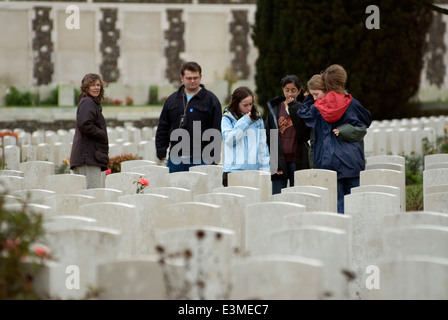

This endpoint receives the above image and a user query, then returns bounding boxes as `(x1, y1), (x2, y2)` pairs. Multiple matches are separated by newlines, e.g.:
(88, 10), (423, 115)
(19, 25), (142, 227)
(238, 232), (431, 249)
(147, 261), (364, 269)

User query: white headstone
(212, 186), (261, 204)
(281, 186), (330, 212)
(244, 202), (306, 257)
(146, 186), (193, 203)
(118, 193), (171, 256)
(43, 194), (95, 216)
(44, 174), (87, 195)
(367, 256), (448, 299)
(96, 257), (183, 300)
(294, 169), (338, 212)
(195, 192), (246, 254)
(156, 226), (235, 300)
(168, 171), (208, 197)
(264, 226), (351, 299)
(228, 170), (271, 202)
(230, 255), (324, 300)
(19, 161), (54, 189)
(360, 169), (405, 211)
(34, 226), (121, 299)
(105, 172), (148, 196)
(78, 202), (139, 258)
(78, 188), (123, 202)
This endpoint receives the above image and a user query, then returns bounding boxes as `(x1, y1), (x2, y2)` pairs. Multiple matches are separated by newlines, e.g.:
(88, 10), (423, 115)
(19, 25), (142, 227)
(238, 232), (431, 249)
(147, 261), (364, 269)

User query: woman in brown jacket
(70, 73), (109, 189)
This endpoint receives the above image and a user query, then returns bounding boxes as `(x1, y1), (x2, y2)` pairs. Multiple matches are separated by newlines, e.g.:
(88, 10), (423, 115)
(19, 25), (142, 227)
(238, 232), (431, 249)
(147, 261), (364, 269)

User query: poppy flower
(139, 177), (149, 186)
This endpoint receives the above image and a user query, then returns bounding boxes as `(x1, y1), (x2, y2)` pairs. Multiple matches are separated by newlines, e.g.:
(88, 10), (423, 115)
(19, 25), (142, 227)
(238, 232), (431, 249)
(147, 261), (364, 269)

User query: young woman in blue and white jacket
(221, 86), (270, 186)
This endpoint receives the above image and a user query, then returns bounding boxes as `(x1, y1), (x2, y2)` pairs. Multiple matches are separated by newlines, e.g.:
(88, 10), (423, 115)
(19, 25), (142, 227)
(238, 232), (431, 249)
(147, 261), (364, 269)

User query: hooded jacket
(298, 92), (372, 179)
(70, 96), (109, 171)
(265, 96), (310, 180)
(221, 109), (270, 173)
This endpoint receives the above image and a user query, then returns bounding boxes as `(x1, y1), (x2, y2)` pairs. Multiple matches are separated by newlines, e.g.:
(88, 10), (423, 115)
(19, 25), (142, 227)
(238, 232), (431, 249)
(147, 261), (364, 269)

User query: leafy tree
(252, 0), (433, 120)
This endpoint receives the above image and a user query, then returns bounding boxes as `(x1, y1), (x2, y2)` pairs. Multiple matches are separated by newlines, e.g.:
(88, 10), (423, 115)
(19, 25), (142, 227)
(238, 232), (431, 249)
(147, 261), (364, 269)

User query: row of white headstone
(364, 115), (448, 157)
(0, 126), (158, 170)
(1, 113), (447, 169)
(1, 152), (448, 300)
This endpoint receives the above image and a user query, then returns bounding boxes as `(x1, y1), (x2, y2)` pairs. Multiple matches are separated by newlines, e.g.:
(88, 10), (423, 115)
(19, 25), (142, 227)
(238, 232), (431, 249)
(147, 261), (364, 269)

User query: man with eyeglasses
(155, 61), (222, 173)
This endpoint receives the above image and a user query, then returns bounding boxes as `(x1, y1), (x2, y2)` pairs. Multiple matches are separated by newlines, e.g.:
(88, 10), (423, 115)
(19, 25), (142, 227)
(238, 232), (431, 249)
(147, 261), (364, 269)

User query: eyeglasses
(183, 76), (200, 81)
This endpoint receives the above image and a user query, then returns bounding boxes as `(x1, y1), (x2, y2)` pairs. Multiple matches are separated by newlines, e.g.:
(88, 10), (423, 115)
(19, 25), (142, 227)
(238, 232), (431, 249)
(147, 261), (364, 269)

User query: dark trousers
(222, 172), (229, 187)
(337, 176), (360, 214)
(272, 161), (296, 195)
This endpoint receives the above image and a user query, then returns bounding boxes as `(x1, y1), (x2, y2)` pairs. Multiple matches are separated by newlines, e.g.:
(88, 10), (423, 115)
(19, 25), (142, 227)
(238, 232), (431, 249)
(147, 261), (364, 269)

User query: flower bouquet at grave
(108, 153), (142, 173)
(55, 158), (70, 174)
(134, 176), (149, 194)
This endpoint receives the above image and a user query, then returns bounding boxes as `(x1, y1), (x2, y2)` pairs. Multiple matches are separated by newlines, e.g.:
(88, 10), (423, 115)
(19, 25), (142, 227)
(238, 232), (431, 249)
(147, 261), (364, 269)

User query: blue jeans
(337, 176), (360, 214)
(167, 156), (206, 173)
(272, 161), (296, 195)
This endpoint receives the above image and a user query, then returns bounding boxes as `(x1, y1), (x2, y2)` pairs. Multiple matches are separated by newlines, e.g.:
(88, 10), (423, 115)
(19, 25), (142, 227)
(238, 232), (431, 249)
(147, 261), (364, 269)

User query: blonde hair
(322, 64), (347, 94)
(307, 74), (326, 92)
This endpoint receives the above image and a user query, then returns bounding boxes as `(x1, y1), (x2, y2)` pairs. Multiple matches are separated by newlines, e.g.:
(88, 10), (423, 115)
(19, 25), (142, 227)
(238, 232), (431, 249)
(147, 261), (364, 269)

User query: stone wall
(0, 0), (257, 103)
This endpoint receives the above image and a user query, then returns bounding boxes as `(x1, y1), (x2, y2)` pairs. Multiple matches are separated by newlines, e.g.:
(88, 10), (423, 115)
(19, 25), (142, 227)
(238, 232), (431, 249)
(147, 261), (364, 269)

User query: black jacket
(155, 84), (222, 164)
(265, 96), (310, 180)
(70, 96), (109, 171)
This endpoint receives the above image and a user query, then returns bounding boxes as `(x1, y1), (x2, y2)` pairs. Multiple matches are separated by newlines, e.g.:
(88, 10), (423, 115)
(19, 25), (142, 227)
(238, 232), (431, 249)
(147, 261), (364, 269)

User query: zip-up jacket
(221, 109), (270, 173)
(155, 84), (222, 164)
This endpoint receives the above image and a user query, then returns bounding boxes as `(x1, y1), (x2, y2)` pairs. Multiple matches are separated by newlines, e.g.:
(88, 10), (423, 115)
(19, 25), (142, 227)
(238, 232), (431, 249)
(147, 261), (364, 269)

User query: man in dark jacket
(155, 61), (222, 173)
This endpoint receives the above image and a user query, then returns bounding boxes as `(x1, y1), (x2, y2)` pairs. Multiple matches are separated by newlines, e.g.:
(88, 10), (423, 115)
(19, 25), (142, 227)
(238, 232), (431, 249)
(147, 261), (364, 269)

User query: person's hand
(333, 128), (340, 136)
(275, 170), (283, 175)
(245, 111), (251, 120)
(284, 96), (295, 106)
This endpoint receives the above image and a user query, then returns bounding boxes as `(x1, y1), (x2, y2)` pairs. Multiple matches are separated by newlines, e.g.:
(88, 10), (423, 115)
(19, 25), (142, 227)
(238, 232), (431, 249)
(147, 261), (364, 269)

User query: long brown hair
(78, 73), (106, 103)
(225, 86), (260, 121)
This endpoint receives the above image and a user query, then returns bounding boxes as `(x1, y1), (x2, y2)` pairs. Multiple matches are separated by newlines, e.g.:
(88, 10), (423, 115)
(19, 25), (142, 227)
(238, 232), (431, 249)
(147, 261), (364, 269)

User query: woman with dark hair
(221, 86), (270, 187)
(265, 75), (311, 194)
(70, 73), (109, 189)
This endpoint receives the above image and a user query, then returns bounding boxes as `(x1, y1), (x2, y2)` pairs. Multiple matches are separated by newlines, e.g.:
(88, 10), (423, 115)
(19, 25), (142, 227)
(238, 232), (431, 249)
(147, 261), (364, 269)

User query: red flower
(106, 168), (112, 175)
(34, 245), (48, 258)
(139, 177), (149, 186)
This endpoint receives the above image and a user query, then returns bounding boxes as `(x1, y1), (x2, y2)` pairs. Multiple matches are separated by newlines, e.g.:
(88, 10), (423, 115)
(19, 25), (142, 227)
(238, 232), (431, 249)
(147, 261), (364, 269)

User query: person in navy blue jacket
(298, 65), (372, 213)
